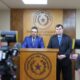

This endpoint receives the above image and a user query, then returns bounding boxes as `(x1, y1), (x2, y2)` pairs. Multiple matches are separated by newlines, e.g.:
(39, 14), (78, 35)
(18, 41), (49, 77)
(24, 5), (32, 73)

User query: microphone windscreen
(14, 42), (21, 49)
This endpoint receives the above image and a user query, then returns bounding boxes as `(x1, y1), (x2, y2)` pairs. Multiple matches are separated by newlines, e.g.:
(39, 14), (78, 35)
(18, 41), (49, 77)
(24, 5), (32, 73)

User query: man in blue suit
(22, 26), (44, 48)
(48, 24), (72, 80)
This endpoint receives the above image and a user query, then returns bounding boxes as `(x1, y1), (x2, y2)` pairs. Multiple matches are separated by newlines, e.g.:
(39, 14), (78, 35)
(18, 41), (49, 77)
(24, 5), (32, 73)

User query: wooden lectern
(20, 48), (58, 80)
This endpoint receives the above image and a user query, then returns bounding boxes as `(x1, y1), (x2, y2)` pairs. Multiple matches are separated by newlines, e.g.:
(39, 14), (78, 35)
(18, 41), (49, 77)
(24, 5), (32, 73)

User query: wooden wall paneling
(11, 9), (23, 42)
(63, 9), (76, 38)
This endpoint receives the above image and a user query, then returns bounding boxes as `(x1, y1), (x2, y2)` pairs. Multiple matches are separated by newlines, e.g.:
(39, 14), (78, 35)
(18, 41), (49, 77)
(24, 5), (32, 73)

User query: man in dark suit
(22, 26), (44, 48)
(47, 24), (72, 80)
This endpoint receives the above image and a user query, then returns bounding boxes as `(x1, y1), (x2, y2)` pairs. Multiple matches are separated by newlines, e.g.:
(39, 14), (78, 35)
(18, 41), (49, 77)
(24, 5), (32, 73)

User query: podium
(20, 48), (59, 80)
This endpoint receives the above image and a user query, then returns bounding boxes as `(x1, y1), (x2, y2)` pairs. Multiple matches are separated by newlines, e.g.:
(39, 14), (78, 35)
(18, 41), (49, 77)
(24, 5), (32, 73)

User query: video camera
(0, 31), (19, 80)
(0, 31), (18, 43)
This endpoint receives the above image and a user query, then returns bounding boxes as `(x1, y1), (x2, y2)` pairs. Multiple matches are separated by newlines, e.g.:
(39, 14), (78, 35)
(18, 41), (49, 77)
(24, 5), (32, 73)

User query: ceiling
(0, 0), (80, 10)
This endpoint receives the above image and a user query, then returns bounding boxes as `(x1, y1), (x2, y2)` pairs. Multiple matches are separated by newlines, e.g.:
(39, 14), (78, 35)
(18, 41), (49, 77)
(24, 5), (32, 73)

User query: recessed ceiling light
(22, 0), (47, 5)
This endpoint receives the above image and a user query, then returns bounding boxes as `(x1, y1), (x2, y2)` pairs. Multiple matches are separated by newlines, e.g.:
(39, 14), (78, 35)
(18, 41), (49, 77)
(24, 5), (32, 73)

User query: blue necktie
(58, 36), (62, 45)
(32, 37), (35, 46)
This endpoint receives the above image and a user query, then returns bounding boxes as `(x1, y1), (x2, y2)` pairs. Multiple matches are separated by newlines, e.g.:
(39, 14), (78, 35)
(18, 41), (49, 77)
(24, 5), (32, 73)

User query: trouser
(57, 59), (72, 80)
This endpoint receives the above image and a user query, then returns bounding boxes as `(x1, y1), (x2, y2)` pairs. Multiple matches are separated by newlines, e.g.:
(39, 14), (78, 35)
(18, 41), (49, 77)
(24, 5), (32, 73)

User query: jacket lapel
(55, 35), (60, 47)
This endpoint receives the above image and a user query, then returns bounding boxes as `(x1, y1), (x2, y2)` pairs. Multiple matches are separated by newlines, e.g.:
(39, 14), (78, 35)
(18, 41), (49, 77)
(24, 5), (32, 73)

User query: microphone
(12, 42), (21, 56)
(14, 42), (21, 49)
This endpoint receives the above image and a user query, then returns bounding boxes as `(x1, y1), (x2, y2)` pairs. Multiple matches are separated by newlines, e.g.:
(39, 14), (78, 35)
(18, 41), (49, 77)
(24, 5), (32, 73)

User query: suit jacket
(75, 39), (80, 49)
(76, 54), (80, 70)
(48, 34), (72, 58)
(22, 35), (44, 48)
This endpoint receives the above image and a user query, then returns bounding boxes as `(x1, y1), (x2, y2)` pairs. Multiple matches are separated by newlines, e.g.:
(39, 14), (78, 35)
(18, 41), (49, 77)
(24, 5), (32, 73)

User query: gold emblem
(33, 11), (53, 29)
(25, 53), (52, 80)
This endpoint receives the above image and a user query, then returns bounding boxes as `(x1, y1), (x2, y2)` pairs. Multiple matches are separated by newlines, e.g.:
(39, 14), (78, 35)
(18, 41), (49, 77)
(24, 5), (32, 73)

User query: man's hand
(70, 54), (78, 60)
(58, 55), (66, 60)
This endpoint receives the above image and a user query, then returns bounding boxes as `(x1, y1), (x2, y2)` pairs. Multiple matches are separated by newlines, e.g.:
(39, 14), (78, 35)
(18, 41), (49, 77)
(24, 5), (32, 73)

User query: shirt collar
(57, 35), (62, 38)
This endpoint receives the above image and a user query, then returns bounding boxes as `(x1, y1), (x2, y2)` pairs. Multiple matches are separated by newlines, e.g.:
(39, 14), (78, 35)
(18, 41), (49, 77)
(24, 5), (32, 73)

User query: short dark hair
(56, 24), (63, 29)
(31, 26), (38, 31)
